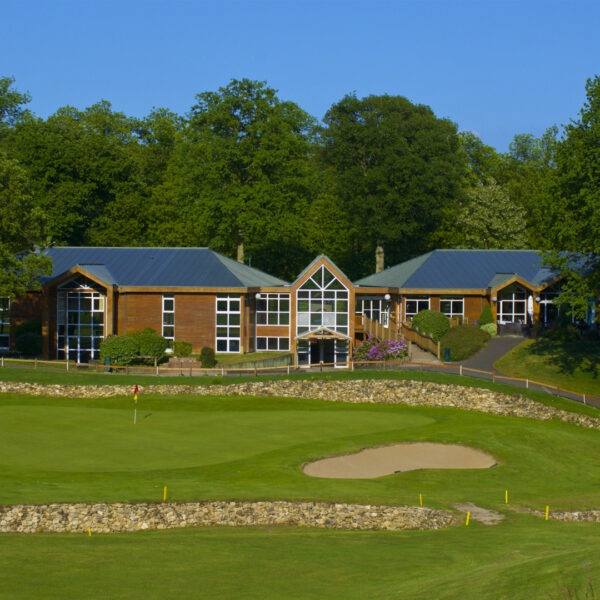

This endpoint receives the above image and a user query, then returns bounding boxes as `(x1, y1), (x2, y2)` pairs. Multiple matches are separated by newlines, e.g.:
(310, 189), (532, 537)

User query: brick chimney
(237, 230), (244, 263)
(376, 244), (384, 273)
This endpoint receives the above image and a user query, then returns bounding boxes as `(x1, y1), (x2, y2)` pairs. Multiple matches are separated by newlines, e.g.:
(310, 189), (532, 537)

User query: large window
(356, 297), (389, 326)
(256, 337), (290, 351)
(256, 293), (290, 325)
(216, 295), (241, 353)
(405, 295), (430, 319)
(162, 294), (175, 341)
(57, 277), (105, 363)
(497, 285), (527, 324)
(296, 265), (349, 366)
(440, 296), (464, 319)
(256, 293), (290, 352)
(0, 297), (9, 350)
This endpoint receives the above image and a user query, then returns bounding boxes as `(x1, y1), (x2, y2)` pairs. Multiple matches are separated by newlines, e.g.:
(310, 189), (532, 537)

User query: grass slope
(1, 378), (599, 599)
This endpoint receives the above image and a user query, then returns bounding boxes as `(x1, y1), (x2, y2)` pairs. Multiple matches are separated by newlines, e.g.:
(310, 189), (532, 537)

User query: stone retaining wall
(0, 501), (456, 534)
(2, 379), (599, 430)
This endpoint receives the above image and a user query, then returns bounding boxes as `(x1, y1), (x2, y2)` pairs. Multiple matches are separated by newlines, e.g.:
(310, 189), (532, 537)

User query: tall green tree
(544, 76), (600, 318)
(499, 128), (558, 248)
(7, 102), (142, 245)
(318, 94), (467, 278)
(0, 76), (32, 139)
(0, 151), (51, 296)
(458, 177), (528, 249)
(150, 79), (317, 278)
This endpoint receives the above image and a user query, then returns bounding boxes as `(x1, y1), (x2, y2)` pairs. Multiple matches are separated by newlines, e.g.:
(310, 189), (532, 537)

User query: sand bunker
(303, 443), (497, 479)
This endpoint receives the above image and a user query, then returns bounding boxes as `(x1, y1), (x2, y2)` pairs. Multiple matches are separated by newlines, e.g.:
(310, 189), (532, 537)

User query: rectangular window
(405, 295), (430, 319)
(256, 337), (290, 351)
(256, 293), (290, 326)
(440, 296), (464, 318)
(0, 297), (10, 350)
(216, 295), (242, 353)
(162, 294), (175, 341)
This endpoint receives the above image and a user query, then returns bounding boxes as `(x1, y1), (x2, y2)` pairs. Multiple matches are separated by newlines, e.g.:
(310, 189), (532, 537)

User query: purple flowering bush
(353, 335), (408, 361)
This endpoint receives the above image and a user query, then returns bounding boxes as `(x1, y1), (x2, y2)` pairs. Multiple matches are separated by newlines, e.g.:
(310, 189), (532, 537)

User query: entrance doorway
(310, 339), (335, 365)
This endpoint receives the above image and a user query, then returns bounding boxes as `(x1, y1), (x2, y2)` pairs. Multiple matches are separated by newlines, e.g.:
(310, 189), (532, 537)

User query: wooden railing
(356, 314), (398, 342)
(401, 322), (441, 359)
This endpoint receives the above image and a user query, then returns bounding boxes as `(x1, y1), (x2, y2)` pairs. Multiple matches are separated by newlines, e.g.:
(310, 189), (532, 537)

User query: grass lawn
(1, 518), (599, 599)
(1, 379), (599, 598)
(495, 332), (600, 397)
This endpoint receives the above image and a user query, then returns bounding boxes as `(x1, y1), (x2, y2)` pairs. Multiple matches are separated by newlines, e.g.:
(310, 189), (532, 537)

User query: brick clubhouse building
(1, 247), (569, 366)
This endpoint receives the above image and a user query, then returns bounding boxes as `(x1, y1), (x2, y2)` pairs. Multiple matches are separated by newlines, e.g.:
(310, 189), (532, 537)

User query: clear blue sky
(2, 0), (599, 151)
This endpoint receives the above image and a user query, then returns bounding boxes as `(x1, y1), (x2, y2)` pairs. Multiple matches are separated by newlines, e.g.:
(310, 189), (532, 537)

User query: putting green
(0, 405), (433, 472)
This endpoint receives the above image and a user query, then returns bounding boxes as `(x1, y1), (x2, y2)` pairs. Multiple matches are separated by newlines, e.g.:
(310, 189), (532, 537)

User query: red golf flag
(133, 384), (139, 401)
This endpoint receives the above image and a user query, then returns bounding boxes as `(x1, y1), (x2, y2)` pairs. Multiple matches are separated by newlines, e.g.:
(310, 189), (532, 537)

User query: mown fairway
(1, 384), (599, 598)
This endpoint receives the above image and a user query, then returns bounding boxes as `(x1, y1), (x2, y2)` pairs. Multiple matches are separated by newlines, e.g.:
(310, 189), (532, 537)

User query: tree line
(1, 75), (598, 309)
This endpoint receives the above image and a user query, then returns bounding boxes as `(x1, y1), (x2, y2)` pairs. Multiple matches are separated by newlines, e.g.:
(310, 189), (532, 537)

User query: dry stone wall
(0, 501), (456, 534)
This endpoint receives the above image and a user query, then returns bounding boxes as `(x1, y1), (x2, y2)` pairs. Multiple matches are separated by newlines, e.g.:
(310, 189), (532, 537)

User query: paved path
(459, 335), (525, 373)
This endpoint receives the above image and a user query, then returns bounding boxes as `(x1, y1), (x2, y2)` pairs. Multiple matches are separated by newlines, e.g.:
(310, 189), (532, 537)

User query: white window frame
(405, 295), (430, 319)
(162, 294), (175, 341)
(256, 293), (290, 326)
(440, 296), (464, 319)
(216, 295), (241, 353)
(256, 337), (290, 351)
(56, 277), (105, 363)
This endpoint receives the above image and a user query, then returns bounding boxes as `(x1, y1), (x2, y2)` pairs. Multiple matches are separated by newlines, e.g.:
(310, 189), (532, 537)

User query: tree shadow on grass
(528, 327), (600, 379)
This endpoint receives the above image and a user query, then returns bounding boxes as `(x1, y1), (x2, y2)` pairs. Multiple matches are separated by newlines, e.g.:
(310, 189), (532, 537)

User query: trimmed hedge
(411, 310), (450, 342)
(440, 325), (491, 362)
(99, 335), (139, 366)
(173, 341), (193, 358)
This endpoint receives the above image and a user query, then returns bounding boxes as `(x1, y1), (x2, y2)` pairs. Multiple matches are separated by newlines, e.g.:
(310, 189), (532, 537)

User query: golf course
(1, 370), (599, 599)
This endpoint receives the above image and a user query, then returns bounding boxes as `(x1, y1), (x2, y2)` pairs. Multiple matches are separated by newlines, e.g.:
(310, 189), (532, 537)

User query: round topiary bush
(200, 346), (217, 368)
(411, 310), (450, 342)
(440, 325), (491, 362)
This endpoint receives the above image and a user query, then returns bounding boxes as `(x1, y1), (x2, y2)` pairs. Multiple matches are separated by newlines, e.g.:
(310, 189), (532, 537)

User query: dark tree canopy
(318, 94), (467, 277)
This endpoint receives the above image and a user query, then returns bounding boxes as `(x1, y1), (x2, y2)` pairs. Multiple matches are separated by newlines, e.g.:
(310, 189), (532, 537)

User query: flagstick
(134, 399), (137, 425)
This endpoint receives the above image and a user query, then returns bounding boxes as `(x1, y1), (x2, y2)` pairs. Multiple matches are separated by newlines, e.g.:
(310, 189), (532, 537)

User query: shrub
(100, 335), (139, 366)
(15, 332), (42, 357)
(129, 328), (169, 364)
(173, 340), (193, 358)
(480, 322), (497, 337)
(479, 304), (494, 326)
(353, 336), (408, 361)
(440, 325), (491, 361)
(411, 310), (450, 342)
(200, 346), (217, 367)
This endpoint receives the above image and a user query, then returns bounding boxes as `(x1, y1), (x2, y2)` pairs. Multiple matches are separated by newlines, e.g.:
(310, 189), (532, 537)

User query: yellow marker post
(419, 493), (423, 507)
(465, 511), (471, 526)
(545, 505), (550, 521)
(163, 485), (168, 502)
(87, 527), (92, 537)
(505, 489), (509, 505)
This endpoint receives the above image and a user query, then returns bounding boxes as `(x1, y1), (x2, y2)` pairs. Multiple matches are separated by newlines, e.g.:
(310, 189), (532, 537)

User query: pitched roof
(43, 247), (287, 288)
(355, 249), (558, 290)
